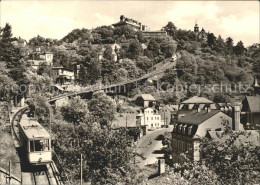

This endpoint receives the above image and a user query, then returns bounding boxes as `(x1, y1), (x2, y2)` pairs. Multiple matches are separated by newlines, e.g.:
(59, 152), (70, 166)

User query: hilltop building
(27, 47), (53, 70)
(112, 15), (167, 37)
(112, 15), (149, 31)
(194, 21), (207, 42)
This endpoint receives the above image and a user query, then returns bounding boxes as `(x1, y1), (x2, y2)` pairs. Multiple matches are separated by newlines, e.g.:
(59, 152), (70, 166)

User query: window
(182, 124), (187, 134)
(147, 117), (149, 120)
(151, 117), (153, 120)
(29, 139), (49, 152)
(179, 124), (182, 133)
(151, 124), (153, 127)
(188, 126), (192, 135)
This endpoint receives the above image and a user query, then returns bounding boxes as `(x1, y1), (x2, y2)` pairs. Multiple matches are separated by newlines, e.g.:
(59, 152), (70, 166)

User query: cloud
(1, 1), (259, 46)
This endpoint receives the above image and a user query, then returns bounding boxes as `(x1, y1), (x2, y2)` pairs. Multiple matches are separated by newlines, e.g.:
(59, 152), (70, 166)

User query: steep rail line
(10, 54), (180, 184)
(11, 108), (63, 185)
(49, 53), (181, 103)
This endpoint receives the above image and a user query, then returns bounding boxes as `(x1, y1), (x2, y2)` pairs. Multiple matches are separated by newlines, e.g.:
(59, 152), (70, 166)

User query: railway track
(10, 108), (63, 185)
(9, 53), (181, 184)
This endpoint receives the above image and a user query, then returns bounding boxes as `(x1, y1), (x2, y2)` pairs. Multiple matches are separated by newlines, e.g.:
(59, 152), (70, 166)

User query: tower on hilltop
(194, 20), (199, 33)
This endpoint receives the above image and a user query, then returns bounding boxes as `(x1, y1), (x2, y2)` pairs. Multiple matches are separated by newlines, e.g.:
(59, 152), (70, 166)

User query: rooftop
(181, 96), (214, 104)
(20, 115), (50, 139)
(133, 94), (156, 101)
(177, 109), (221, 125)
(244, 95), (260, 112)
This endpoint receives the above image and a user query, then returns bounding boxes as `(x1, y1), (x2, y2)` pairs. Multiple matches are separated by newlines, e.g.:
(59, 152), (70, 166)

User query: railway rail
(9, 53), (181, 184)
(10, 107), (64, 185)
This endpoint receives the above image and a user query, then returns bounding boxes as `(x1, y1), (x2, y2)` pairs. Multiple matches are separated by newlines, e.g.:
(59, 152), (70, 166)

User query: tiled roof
(246, 95), (260, 112)
(181, 96), (214, 104)
(133, 94), (156, 101)
(177, 110), (221, 125)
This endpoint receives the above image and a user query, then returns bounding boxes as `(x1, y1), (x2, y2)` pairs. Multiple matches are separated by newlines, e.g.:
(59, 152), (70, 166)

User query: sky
(1, 1), (259, 46)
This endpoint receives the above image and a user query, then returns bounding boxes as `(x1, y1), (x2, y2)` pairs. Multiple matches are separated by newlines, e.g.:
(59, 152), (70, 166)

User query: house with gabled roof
(241, 95), (260, 130)
(178, 96), (216, 118)
(133, 94), (156, 108)
(172, 108), (232, 163)
(159, 105), (178, 126)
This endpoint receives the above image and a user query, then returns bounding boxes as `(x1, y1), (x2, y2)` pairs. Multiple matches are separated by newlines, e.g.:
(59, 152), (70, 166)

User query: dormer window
(182, 124), (187, 134)
(178, 124), (182, 133)
(174, 124), (177, 132)
(188, 126), (192, 135)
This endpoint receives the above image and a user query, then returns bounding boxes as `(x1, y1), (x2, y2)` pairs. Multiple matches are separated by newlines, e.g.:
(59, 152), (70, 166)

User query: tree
(37, 62), (51, 76)
(52, 122), (145, 184)
(147, 39), (160, 57)
(119, 58), (140, 79)
(86, 59), (101, 85)
(116, 68), (128, 82)
(113, 26), (136, 40)
(103, 45), (113, 61)
(136, 56), (153, 73)
(161, 68), (178, 85)
(61, 96), (89, 127)
(0, 23), (27, 84)
(207, 33), (216, 48)
(201, 120), (260, 184)
(163, 22), (177, 38)
(101, 58), (117, 84)
(88, 91), (116, 127)
(225, 37), (234, 55)
(214, 35), (225, 54)
(62, 28), (91, 43)
(160, 39), (177, 57)
(27, 95), (52, 124)
(233, 41), (245, 56)
(127, 39), (143, 59)
(78, 65), (88, 85)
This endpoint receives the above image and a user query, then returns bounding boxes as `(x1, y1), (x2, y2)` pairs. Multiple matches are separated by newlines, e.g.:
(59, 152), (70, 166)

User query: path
(136, 126), (173, 168)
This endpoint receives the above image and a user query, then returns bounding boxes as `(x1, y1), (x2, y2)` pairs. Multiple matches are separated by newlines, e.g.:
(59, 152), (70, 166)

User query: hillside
(0, 21), (259, 104)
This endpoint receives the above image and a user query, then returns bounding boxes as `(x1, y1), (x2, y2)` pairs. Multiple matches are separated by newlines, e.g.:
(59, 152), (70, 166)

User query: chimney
(232, 105), (241, 130)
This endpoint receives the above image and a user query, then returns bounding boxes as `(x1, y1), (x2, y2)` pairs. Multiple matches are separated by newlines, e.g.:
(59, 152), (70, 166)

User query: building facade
(28, 51), (53, 70)
(178, 96), (216, 118)
(194, 22), (207, 42)
(136, 107), (162, 128)
(159, 105), (178, 126)
(51, 67), (75, 85)
(172, 109), (233, 164)
(241, 95), (260, 130)
(112, 15), (149, 31)
(133, 94), (156, 108)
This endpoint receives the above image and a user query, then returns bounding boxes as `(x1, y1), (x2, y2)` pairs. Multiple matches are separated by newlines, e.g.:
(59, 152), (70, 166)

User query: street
(136, 126), (173, 168)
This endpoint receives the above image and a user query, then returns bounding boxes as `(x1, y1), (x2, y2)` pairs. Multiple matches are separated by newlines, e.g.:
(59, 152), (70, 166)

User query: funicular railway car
(19, 116), (52, 165)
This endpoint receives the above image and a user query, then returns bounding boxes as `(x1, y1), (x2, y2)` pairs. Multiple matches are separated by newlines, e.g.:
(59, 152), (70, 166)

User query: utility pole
(126, 115), (128, 128)
(80, 154), (83, 185)
(164, 111), (166, 126)
(9, 160), (11, 185)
